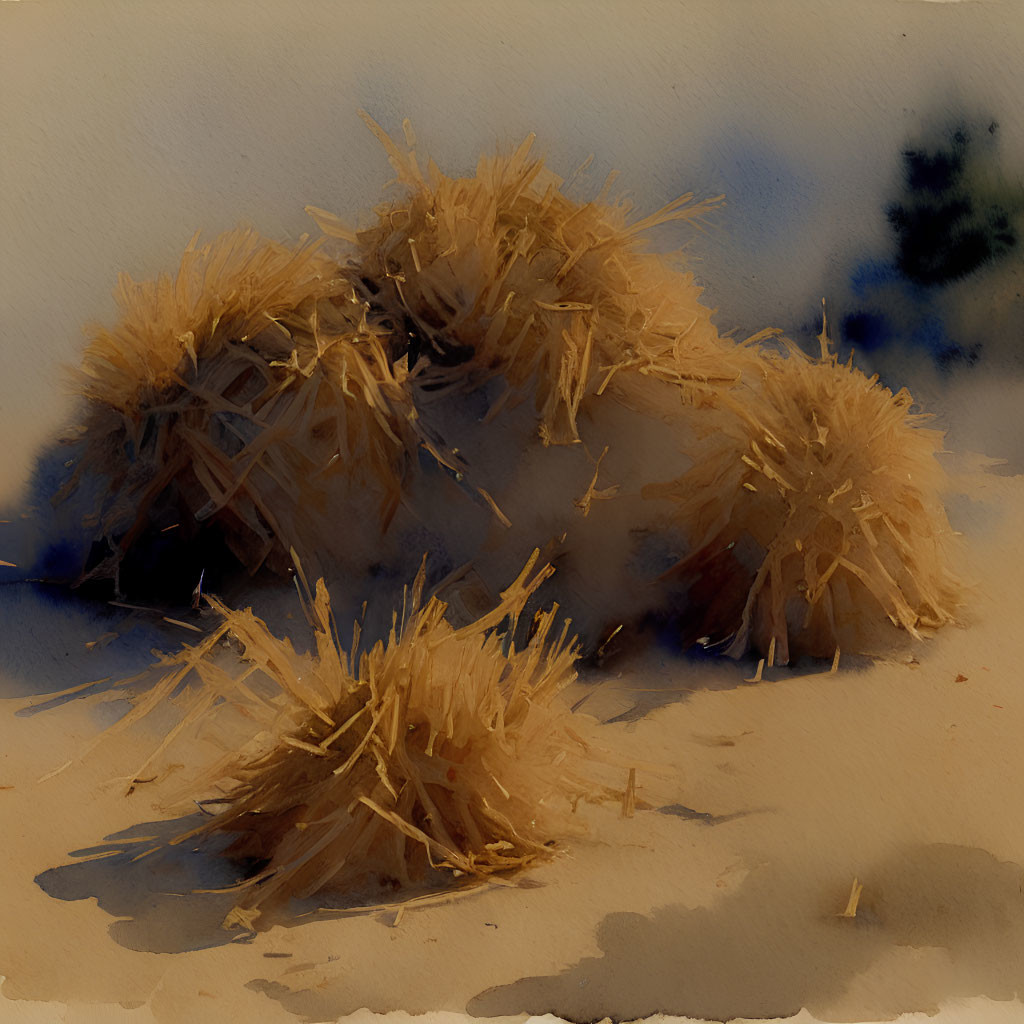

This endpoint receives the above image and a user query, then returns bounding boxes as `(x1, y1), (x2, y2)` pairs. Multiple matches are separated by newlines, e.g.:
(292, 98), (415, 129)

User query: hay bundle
(64, 228), (419, 589)
(310, 115), (755, 445)
(648, 317), (962, 663)
(140, 551), (610, 922)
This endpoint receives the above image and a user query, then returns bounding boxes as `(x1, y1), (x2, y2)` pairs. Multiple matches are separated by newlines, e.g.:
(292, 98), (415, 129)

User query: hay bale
(647, 316), (962, 663)
(310, 114), (756, 446)
(63, 228), (420, 592)
(126, 552), (617, 924)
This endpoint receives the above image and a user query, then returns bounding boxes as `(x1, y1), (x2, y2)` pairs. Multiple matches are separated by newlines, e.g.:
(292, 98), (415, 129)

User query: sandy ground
(0, 450), (1021, 1024)
(4, 5), (1024, 1022)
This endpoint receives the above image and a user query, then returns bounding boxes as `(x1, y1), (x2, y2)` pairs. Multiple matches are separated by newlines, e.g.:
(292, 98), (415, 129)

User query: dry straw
(63, 228), (420, 585)
(63, 117), (757, 590)
(310, 114), (761, 445)
(101, 551), (621, 925)
(648, 313), (962, 663)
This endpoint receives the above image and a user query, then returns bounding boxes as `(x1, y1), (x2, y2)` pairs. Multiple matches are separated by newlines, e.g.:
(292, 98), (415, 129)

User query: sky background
(3, 0), (1023, 501)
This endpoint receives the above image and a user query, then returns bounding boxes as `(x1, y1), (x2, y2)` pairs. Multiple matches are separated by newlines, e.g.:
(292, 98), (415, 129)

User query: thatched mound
(647, 317), (962, 663)
(310, 114), (758, 446)
(63, 228), (420, 589)
(113, 552), (621, 924)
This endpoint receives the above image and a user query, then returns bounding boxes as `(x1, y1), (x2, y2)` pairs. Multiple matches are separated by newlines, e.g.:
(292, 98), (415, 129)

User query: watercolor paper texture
(2, 2), (1024, 1023)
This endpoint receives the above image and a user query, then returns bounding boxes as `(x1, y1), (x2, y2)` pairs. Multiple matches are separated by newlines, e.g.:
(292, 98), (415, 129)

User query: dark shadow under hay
(37, 813), (516, 953)
(0, 581), (170, 704)
(36, 816), (247, 953)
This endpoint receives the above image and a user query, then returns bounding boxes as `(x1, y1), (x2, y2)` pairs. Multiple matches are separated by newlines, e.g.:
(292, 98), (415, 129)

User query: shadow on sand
(35, 815), (247, 953)
(467, 842), (1024, 1023)
(36, 812), (502, 958)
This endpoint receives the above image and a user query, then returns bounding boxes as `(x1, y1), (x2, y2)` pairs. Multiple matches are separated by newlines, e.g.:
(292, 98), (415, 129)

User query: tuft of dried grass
(126, 551), (618, 923)
(310, 114), (758, 445)
(648, 314), (962, 663)
(63, 228), (420, 585)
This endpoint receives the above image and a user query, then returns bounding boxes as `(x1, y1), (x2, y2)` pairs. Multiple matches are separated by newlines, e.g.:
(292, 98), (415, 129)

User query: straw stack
(134, 552), (614, 923)
(64, 228), (419, 589)
(647, 316), (962, 663)
(310, 114), (758, 446)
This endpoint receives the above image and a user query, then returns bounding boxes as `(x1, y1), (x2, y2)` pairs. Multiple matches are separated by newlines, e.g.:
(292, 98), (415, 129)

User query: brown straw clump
(136, 551), (611, 923)
(64, 227), (419, 585)
(310, 114), (756, 445)
(648, 314), (962, 664)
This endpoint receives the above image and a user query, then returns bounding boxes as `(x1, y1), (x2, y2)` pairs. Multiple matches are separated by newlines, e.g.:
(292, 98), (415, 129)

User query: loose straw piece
(838, 878), (864, 918)
(622, 768), (637, 819)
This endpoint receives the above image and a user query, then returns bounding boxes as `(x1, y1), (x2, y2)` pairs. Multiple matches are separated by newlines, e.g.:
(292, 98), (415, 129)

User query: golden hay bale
(647, 317), (962, 663)
(310, 114), (758, 445)
(120, 552), (617, 924)
(63, 228), (420, 588)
